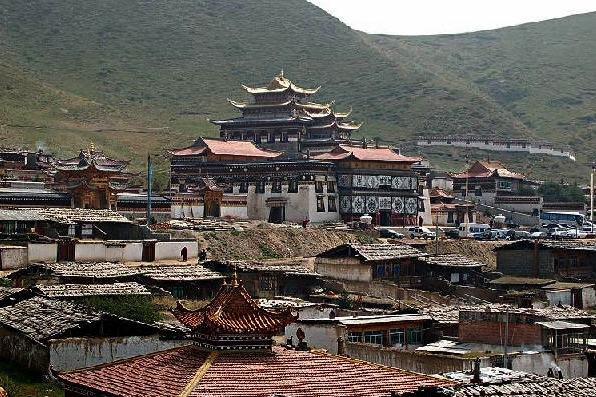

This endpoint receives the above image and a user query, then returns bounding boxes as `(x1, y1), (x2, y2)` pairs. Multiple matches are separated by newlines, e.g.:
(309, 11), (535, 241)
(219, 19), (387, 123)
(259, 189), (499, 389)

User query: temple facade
(211, 71), (361, 154)
(170, 138), (423, 226)
(313, 143), (423, 226)
(170, 138), (340, 223)
(52, 145), (131, 210)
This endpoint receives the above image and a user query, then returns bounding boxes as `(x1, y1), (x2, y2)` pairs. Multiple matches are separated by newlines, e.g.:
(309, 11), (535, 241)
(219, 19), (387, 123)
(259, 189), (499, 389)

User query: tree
(538, 182), (585, 203)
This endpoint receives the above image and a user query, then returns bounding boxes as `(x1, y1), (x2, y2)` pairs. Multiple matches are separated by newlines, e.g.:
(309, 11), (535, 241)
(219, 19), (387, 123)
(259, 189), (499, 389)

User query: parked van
(458, 223), (491, 238)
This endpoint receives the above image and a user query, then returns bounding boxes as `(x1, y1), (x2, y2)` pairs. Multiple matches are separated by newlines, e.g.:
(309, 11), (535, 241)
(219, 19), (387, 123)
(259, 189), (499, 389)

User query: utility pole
(591, 162), (595, 233)
(503, 307), (509, 369)
(146, 153), (153, 226)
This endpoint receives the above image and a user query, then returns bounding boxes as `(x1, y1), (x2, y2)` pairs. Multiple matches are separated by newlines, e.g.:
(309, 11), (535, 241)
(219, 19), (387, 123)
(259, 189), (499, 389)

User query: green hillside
(0, 0), (592, 180)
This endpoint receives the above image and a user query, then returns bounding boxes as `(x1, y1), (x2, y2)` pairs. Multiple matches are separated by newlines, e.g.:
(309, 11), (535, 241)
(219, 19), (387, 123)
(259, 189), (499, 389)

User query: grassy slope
(0, 1), (591, 179)
(0, 1), (524, 150)
(371, 13), (596, 175)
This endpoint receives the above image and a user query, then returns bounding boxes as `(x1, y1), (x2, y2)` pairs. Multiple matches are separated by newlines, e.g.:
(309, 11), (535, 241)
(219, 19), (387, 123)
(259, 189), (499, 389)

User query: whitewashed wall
(49, 336), (190, 372)
(315, 257), (372, 282)
(155, 241), (198, 261)
(0, 247), (28, 270)
(27, 243), (57, 263)
(285, 322), (344, 354)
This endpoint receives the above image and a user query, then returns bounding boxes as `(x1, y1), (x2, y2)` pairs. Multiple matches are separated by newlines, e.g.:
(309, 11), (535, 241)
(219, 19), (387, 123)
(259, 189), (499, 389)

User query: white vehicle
(458, 223), (491, 238)
(407, 226), (436, 239)
(552, 228), (587, 239)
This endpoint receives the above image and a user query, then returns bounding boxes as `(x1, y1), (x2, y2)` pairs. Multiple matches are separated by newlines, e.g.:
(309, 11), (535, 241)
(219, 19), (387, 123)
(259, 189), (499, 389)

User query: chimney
(362, 138), (367, 149)
(471, 358), (481, 384)
(337, 336), (346, 356)
(374, 137), (380, 149)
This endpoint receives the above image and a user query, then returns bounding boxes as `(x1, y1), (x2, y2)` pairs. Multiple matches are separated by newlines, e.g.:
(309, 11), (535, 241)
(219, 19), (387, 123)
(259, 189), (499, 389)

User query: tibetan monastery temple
(170, 138), (424, 226)
(57, 277), (453, 397)
(211, 71), (362, 154)
(52, 145), (132, 210)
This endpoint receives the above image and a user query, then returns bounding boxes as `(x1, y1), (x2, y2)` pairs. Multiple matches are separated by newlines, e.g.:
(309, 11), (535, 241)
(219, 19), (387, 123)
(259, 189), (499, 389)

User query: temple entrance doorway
(268, 206), (285, 224)
(379, 211), (391, 226)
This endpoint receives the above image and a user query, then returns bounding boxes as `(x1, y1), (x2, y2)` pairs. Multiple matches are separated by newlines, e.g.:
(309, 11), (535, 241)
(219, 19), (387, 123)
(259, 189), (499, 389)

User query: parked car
(530, 231), (547, 239)
(489, 229), (508, 240)
(379, 228), (405, 239)
(444, 229), (460, 239)
(407, 226), (436, 240)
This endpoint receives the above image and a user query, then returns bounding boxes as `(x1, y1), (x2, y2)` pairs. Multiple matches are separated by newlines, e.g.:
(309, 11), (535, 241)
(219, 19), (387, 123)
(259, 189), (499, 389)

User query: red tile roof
(172, 280), (296, 334)
(451, 160), (524, 180)
(171, 138), (282, 158)
(313, 144), (420, 163)
(58, 345), (454, 397)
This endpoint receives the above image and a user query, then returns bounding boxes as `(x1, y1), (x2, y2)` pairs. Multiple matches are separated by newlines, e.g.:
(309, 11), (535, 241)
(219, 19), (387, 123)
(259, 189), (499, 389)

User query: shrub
(81, 296), (162, 323)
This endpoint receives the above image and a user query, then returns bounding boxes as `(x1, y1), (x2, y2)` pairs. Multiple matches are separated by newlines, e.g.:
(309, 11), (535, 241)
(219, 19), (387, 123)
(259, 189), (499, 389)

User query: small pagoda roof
(170, 138), (282, 159)
(451, 160), (525, 180)
(54, 145), (128, 173)
(172, 278), (296, 334)
(241, 71), (320, 95)
(313, 144), (420, 163)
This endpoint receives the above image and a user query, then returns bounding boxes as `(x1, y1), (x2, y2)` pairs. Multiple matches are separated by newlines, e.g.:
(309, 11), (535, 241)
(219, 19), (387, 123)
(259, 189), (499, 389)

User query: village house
(450, 160), (542, 219)
(489, 276), (596, 309)
(56, 277), (453, 396)
(315, 243), (426, 287)
(0, 296), (185, 373)
(7, 262), (142, 287)
(285, 313), (432, 355)
(494, 240), (596, 279)
(427, 188), (475, 227)
(116, 193), (171, 223)
(204, 259), (324, 299)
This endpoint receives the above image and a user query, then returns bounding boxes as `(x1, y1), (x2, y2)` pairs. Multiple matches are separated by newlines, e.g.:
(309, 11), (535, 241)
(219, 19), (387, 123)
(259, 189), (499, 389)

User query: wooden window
(390, 329), (405, 345)
(347, 332), (362, 343)
(327, 181), (336, 193)
(315, 181), (324, 193)
(363, 331), (384, 345)
(239, 182), (249, 193)
(328, 197), (337, 212)
(407, 328), (422, 344)
(316, 196), (325, 212)
(255, 182), (265, 194)
(81, 224), (93, 236)
(288, 181), (298, 193)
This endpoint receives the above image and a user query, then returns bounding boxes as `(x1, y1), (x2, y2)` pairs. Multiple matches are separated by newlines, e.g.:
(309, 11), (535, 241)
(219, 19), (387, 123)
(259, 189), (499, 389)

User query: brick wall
(459, 321), (542, 346)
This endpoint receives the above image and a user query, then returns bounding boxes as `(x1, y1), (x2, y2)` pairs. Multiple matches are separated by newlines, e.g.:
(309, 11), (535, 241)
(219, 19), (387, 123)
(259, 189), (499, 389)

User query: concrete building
(285, 313), (432, 355)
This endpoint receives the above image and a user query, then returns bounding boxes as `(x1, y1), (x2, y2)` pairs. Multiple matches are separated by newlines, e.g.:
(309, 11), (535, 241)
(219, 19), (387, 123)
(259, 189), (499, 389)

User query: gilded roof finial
(89, 142), (95, 154)
(232, 264), (239, 287)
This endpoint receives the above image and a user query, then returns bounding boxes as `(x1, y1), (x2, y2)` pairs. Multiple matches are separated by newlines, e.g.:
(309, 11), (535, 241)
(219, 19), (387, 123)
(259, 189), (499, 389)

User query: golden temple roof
(242, 72), (320, 95)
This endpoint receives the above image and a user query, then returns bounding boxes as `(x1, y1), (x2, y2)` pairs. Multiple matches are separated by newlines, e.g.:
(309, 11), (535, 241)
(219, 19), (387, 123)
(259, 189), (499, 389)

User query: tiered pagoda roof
(54, 144), (129, 174)
(241, 70), (320, 96)
(212, 71), (362, 141)
(172, 276), (296, 336)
